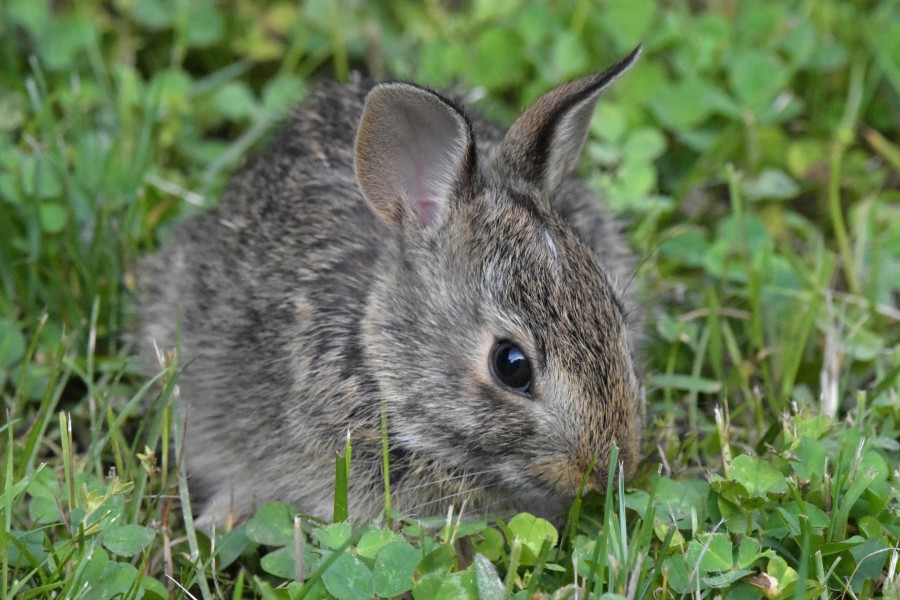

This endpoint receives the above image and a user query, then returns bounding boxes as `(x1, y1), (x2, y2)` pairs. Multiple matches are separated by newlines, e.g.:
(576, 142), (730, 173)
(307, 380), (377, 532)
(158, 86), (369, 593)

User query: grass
(2, 0), (899, 598)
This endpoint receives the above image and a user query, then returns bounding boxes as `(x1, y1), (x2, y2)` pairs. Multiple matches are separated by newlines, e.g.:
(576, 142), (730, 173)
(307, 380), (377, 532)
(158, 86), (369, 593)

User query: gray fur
(138, 50), (644, 526)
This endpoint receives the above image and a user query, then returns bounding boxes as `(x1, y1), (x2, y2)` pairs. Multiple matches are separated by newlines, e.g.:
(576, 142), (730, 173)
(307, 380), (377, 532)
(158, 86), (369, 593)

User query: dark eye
(490, 341), (532, 394)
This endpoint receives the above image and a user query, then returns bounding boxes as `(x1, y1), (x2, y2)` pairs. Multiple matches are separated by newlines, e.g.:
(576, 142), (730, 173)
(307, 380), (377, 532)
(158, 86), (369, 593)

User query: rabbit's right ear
(355, 84), (475, 229)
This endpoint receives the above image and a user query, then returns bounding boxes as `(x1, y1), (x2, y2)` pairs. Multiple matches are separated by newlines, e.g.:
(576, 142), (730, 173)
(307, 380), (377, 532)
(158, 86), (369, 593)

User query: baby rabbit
(139, 48), (644, 526)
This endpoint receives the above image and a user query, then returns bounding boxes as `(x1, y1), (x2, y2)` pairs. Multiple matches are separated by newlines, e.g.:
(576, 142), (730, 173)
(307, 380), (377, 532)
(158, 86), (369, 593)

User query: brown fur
(138, 48), (644, 526)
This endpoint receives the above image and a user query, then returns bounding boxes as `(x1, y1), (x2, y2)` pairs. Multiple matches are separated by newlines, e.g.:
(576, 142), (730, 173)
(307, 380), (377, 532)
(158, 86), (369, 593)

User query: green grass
(2, 0), (899, 598)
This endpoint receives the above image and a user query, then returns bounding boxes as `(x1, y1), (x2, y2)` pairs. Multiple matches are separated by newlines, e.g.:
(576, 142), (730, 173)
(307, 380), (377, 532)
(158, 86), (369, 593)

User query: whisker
(621, 224), (687, 300)
(392, 468), (496, 495)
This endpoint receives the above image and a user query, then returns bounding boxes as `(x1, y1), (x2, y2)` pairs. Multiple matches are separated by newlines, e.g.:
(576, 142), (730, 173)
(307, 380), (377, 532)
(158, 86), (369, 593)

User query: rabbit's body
(140, 51), (644, 526)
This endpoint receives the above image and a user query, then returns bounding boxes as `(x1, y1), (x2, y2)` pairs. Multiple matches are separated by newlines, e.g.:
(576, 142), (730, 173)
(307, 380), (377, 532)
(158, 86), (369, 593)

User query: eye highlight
(490, 341), (533, 394)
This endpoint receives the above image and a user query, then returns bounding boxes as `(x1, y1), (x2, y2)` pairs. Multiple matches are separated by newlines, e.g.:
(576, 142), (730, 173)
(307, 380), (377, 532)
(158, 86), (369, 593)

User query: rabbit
(138, 47), (645, 527)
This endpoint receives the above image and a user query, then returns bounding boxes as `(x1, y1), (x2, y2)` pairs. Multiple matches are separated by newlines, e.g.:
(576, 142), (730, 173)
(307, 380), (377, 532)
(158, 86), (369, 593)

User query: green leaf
(473, 553), (504, 600)
(728, 454), (789, 499)
(357, 527), (400, 559)
(649, 76), (714, 129)
(736, 537), (762, 569)
(434, 567), (478, 600)
(551, 31), (589, 79)
(743, 168), (800, 201)
(686, 532), (733, 572)
(658, 229), (710, 268)
(0, 319), (26, 368)
(765, 555), (797, 595)
(184, 0), (224, 47)
(322, 551), (375, 600)
(603, 0), (657, 49)
(417, 543), (457, 575)
(846, 537), (889, 591)
(506, 513), (558, 565)
(213, 82), (258, 121)
(246, 502), (294, 546)
(214, 526), (250, 571)
(792, 436), (827, 482)
(261, 546), (297, 580)
(8, 530), (47, 568)
(729, 50), (788, 110)
(623, 127), (667, 162)
(132, 0), (175, 30)
(38, 202), (67, 234)
(703, 569), (754, 588)
(471, 29), (525, 88)
(262, 76), (306, 114)
(373, 540), (420, 597)
(661, 555), (693, 594)
(473, 527), (504, 562)
(101, 524), (156, 557)
(313, 522), (352, 550)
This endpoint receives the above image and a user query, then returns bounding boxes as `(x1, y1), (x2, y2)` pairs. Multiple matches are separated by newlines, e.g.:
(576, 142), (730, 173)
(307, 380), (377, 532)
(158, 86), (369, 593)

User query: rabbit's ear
(355, 83), (475, 229)
(497, 46), (641, 193)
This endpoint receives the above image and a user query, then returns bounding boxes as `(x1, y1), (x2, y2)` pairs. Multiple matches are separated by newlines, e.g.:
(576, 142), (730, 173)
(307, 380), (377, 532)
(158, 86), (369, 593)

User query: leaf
(8, 530), (47, 568)
(736, 537), (762, 569)
(82, 561), (141, 600)
(213, 82), (258, 121)
(373, 540), (420, 597)
(624, 127), (667, 161)
(322, 551), (375, 600)
(434, 567), (478, 600)
(743, 168), (800, 202)
(791, 436), (827, 482)
(686, 532), (733, 572)
(727, 454), (789, 500)
(417, 543), (457, 576)
(765, 555), (797, 596)
(101, 524), (156, 557)
(473, 527), (504, 562)
(846, 537), (889, 592)
(659, 229), (710, 268)
(246, 502), (294, 546)
(603, 0), (657, 49)
(473, 554), (504, 600)
(356, 527), (400, 559)
(661, 555), (694, 594)
(214, 526), (250, 572)
(39, 202), (67, 234)
(313, 522), (352, 550)
(551, 31), (589, 79)
(507, 513), (558, 565)
(471, 29), (525, 88)
(703, 569), (754, 588)
(261, 546), (297, 580)
(729, 50), (788, 111)
(0, 319), (26, 368)
(648, 76), (714, 129)
(184, 0), (223, 47)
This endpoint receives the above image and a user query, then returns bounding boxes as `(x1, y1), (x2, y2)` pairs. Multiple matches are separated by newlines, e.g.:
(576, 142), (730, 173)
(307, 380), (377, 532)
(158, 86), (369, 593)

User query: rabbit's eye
(490, 341), (532, 394)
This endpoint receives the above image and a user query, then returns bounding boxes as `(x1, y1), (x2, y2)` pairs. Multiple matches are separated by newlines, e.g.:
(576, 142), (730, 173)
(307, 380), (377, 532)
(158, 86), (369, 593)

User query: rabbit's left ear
(355, 83), (475, 230)
(497, 46), (641, 193)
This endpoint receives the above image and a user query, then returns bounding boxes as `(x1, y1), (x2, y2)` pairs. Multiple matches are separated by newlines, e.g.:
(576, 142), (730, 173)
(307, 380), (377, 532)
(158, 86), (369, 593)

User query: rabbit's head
(355, 49), (643, 516)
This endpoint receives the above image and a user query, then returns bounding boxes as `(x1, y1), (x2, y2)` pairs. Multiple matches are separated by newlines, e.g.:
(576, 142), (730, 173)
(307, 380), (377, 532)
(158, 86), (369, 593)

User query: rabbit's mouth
(524, 455), (619, 497)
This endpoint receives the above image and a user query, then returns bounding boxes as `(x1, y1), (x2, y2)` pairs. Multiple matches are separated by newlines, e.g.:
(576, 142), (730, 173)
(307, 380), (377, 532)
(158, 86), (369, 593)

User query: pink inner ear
(401, 130), (444, 228)
(415, 194), (442, 227)
(394, 98), (466, 229)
